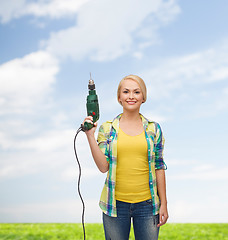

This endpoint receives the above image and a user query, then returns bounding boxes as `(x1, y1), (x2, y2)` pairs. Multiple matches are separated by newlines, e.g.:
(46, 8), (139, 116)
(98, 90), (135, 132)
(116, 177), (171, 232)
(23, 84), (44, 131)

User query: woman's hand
(157, 203), (168, 227)
(83, 116), (97, 136)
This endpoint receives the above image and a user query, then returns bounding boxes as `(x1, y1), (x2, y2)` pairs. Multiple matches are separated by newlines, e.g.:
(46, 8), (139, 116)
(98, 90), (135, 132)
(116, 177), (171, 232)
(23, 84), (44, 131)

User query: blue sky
(0, 0), (228, 223)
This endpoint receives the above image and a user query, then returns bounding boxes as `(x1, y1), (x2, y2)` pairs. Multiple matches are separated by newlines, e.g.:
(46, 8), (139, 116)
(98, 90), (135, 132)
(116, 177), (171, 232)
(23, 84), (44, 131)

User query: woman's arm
(83, 116), (109, 173)
(156, 169), (168, 227)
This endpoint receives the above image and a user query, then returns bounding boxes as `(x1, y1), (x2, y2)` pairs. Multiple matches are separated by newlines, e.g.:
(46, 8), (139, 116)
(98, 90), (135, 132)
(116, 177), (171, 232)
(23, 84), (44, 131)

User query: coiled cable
(73, 125), (86, 240)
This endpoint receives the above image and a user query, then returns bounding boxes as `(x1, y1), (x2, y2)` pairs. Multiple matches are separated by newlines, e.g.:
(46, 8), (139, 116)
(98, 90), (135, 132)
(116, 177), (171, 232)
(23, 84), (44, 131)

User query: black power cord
(73, 125), (86, 240)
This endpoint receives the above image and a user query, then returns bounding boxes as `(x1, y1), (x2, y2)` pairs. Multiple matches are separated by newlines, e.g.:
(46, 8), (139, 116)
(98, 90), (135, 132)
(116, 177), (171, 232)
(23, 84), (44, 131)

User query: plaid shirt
(97, 113), (167, 217)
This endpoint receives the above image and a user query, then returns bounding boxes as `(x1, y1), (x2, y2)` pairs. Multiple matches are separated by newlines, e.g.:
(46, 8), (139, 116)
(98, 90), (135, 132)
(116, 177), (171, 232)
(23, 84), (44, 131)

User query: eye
(123, 90), (128, 93)
(135, 91), (141, 94)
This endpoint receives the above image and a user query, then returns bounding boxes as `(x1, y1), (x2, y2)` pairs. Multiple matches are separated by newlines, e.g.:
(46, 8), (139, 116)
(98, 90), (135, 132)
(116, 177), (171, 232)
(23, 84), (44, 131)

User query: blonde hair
(117, 75), (147, 104)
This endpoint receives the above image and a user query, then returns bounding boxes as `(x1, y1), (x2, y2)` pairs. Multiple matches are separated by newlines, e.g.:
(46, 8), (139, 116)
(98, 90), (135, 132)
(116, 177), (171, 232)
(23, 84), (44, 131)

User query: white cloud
(17, 129), (73, 152)
(0, 199), (102, 223)
(2, 197), (228, 223)
(0, 150), (71, 179)
(192, 164), (213, 172)
(0, 0), (26, 23)
(61, 167), (100, 182)
(0, 0), (181, 61)
(190, 86), (228, 119)
(143, 42), (228, 100)
(0, 128), (95, 179)
(43, 0), (180, 61)
(25, 0), (90, 19)
(0, 0), (90, 23)
(140, 39), (228, 119)
(169, 165), (228, 181)
(0, 51), (59, 114)
(167, 159), (197, 166)
(169, 198), (228, 223)
(142, 110), (168, 123)
(132, 51), (144, 60)
(215, 87), (228, 111)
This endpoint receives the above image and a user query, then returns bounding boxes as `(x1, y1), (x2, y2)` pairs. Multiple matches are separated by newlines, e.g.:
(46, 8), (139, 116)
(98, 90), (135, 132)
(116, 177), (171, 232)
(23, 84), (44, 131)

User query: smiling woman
(82, 74), (168, 240)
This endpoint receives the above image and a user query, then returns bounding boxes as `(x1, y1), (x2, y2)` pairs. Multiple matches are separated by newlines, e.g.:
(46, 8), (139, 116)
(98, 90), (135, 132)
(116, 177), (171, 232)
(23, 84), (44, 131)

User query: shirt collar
(111, 113), (151, 131)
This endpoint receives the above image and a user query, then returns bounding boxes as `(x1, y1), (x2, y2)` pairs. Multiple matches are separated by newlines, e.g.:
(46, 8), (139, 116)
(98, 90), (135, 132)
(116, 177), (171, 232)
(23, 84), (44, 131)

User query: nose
(129, 92), (134, 99)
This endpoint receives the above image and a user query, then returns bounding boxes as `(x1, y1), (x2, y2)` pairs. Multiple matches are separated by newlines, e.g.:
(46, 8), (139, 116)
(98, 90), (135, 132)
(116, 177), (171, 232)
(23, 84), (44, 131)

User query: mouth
(126, 101), (137, 105)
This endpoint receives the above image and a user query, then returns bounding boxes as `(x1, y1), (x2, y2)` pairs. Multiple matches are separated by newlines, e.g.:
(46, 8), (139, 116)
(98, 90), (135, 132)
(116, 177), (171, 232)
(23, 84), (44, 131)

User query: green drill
(83, 74), (100, 131)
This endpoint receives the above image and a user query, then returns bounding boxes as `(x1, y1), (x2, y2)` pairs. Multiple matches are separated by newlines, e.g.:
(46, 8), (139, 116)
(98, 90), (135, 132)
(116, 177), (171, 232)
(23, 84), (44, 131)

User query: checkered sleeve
(154, 123), (167, 170)
(97, 124), (110, 162)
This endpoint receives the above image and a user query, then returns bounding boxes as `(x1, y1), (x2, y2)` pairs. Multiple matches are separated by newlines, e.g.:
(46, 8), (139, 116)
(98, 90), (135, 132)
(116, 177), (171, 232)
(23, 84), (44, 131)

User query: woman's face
(118, 79), (144, 111)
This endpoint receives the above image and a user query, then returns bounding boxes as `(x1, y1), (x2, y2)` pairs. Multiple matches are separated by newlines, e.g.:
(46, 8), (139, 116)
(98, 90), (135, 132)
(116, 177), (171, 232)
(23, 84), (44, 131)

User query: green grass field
(0, 223), (227, 240)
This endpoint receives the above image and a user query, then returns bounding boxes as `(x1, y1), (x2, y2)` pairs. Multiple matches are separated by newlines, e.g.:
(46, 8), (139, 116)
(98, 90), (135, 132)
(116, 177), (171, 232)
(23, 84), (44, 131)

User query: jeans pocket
(145, 199), (153, 205)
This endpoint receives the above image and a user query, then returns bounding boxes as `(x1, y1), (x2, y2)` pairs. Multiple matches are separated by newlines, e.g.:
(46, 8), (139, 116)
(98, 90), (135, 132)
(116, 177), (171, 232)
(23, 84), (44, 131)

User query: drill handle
(83, 121), (94, 131)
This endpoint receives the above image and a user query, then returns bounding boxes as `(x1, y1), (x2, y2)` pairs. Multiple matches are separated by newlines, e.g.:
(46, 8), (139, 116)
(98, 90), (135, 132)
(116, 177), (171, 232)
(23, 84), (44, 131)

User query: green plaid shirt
(97, 113), (167, 217)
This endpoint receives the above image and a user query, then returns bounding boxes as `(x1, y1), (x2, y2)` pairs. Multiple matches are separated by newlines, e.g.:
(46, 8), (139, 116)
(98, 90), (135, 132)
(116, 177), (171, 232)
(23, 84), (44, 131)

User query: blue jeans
(103, 200), (160, 240)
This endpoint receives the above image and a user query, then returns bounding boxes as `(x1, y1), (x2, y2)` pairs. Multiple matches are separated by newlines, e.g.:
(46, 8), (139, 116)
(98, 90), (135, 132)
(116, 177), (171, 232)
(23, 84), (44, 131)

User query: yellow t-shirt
(115, 127), (151, 203)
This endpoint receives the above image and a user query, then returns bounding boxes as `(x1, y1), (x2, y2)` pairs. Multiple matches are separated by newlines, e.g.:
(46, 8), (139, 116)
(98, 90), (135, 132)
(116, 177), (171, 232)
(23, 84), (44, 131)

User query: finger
(157, 215), (162, 227)
(157, 215), (164, 227)
(157, 215), (168, 227)
(84, 116), (93, 122)
(160, 214), (163, 224)
(83, 119), (93, 125)
(83, 116), (93, 124)
(157, 221), (164, 227)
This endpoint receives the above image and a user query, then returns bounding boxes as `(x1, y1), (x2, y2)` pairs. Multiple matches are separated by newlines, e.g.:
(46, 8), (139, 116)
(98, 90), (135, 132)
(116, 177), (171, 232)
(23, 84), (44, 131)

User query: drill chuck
(88, 79), (95, 90)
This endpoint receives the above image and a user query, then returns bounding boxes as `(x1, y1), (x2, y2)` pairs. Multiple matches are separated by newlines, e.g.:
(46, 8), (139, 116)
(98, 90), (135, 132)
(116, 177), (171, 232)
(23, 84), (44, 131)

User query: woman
(83, 75), (168, 240)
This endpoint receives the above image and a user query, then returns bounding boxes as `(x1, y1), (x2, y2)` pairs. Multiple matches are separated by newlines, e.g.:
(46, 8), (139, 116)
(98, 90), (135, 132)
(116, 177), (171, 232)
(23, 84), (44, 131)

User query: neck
(121, 110), (141, 122)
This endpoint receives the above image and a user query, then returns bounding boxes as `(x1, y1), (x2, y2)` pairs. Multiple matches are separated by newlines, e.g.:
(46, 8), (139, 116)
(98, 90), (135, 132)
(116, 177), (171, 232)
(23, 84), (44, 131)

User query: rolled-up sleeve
(154, 123), (167, 170)
(97, 124), (110, 162)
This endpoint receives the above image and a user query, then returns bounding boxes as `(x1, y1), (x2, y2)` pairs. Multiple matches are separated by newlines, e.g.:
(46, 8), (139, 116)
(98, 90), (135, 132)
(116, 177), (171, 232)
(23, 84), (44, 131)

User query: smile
(127, 101), (137, 104)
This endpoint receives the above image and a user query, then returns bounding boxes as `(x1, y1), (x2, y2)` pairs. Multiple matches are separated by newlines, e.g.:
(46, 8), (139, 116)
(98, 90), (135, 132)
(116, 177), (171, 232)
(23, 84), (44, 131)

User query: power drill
(73, 74), (100, 240)
(83, 73), (99, 131)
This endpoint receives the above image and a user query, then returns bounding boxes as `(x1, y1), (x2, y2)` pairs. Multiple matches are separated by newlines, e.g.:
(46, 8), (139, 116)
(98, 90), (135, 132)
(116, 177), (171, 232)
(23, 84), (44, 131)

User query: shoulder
(99, 113), (121, 132)
(142, 114), (161, 132)
(145, 120), (164, 143)
(99, 120), (112, 131)
(145, 118), (163, 135)
(148, 121), (162, 130)
(98, 118), (115, 136)
(147, 122), (159, 136)
(97, 120), (113, 141)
